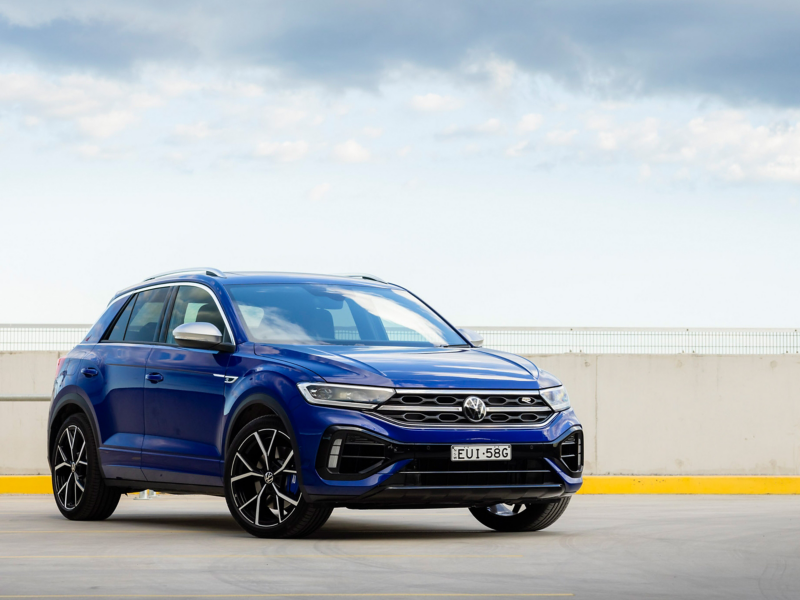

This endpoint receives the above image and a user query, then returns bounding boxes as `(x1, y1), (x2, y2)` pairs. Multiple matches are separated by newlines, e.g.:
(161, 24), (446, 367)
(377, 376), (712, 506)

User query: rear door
(80, 287), (171, 481)
(142, 284), (232, 487)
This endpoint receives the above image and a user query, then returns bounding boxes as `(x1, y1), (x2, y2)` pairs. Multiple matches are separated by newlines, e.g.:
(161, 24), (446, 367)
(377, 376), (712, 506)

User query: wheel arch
(223, 391), (304, 490)
(48, 393), (101, 469)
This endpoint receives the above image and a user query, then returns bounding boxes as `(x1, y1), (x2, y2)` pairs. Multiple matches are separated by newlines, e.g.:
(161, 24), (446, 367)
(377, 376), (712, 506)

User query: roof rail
(337, 273), (387, 284)
(143, 268), (226, 282)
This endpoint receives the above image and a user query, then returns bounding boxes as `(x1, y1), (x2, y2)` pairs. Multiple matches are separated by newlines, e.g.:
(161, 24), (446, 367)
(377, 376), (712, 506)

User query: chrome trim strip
(377, 405), (550, 414)
(486, 406), (552, 413)
(393, 389), (544, 396)
(112, 282), (235, 344)
(378, 405), (462, 413)
(369, 412), (558, 430)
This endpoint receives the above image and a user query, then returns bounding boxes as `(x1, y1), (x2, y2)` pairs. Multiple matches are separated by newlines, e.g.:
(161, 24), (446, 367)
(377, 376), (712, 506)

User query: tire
(224, 415), (332, 539)
(51, 413), (121, 521)
(469, 497), (571, 532)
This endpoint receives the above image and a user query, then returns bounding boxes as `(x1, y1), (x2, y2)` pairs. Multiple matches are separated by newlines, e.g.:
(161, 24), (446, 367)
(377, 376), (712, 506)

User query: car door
(142, 284), (232, 487)
(80, 287), (171, 481)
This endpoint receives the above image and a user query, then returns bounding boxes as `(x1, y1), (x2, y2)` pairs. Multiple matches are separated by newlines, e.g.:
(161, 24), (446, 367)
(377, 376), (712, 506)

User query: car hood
(253, 344), (558, 389)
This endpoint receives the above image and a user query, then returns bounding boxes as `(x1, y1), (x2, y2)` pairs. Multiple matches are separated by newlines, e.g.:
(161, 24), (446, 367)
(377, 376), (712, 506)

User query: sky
(0, 0), (798, 327)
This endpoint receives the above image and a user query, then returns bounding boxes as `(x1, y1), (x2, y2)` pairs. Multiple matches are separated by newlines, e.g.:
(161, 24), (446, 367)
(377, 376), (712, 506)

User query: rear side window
(164, 286), (229, 345)
(106, 298), (135, 342)
(123, 288), (170, 343)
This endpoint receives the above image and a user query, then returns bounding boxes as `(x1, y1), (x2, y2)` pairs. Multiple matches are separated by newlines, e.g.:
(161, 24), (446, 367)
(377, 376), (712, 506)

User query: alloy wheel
(229, 428), (300, 528)
(53, 425), (88, 511)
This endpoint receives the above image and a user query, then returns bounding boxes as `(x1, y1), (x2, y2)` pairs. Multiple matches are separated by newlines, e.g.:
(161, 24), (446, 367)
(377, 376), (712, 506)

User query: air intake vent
(559, 431), (583, 473)
(319, 430), (388, 478)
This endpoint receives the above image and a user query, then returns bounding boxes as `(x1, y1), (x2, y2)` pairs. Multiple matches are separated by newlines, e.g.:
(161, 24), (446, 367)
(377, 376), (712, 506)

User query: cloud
(410, 94), (461, 112)
(2, 2), (800, 106)
(173, 121), (213, 140)
(265, 107), (307, 128)
(77, 110), (134, 137)
(308, 182), (331, 201)
(333, 139), (371, 163)
(505, 140), (529, 157)
(0, 72), (158, 138)
(475, 118), (503, 134)
(545, 130), (578, 145)
(578, 111), (800, 183)
(439, 118), (504, 138)
(397, 145), (411, 157)
(517, 113), (543, 133)
(254, 140), (309, 162)
(362, 126), (383, 138)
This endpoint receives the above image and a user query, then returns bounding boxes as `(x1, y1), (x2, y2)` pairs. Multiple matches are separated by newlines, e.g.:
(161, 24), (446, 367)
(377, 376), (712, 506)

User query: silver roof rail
(337, 273), (387, 284)
(143, 267), (226, 282)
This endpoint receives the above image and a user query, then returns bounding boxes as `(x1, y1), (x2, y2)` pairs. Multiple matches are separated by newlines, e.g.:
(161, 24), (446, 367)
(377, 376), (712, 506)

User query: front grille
(375, 391), (555, 427)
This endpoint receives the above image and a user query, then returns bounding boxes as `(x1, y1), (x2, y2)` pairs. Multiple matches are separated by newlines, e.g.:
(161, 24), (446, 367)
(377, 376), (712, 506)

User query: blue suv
(49, 269), (583, 538)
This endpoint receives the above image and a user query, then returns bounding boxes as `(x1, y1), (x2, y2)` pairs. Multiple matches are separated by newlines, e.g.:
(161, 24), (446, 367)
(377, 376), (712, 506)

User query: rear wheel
(51, 413), (121, 521)
(224, 416), (332, 538)
(469, 497), (571, 532)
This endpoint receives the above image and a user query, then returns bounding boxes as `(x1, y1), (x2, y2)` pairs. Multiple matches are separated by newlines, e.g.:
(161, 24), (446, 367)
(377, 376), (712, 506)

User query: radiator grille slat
(377, 391), (555, 427)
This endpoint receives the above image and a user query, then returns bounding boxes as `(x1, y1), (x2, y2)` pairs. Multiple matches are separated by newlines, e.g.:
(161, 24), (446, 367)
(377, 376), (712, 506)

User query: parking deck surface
(0, 494), (797, 599)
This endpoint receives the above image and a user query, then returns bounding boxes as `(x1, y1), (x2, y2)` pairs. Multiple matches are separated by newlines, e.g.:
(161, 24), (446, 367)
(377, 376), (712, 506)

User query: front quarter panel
(221, 348), (323, 481)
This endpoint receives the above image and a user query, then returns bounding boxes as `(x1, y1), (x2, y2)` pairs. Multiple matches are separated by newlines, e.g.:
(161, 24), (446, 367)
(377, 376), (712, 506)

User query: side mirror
(173, 322), (232, 351)
(458, 328), (484, 348)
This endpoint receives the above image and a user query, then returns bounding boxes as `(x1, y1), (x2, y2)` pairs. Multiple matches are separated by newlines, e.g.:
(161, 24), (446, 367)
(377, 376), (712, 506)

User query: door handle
(80, 367), (99, 378)
(145, 373), (164, 384)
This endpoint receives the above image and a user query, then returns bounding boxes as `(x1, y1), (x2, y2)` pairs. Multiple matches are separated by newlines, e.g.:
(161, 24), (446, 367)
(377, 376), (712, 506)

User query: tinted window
(106, 298), (134, 342)
(227, 284), (465, 347)
(123, 288), (169, 343)
(164, 286), (228, 345)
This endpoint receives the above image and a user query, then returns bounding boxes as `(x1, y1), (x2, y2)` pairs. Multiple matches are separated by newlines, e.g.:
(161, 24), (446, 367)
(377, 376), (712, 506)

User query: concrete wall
(2, 351), (799, 476)
(0, 351), (65, 475)
(529, 354), (800, 476)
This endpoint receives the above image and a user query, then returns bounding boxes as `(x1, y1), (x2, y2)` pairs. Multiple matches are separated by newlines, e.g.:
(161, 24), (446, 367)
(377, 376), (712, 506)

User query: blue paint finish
(78, 343), (150, 480)
(55, 272), (583, 501)
(142, 346), (231, 483)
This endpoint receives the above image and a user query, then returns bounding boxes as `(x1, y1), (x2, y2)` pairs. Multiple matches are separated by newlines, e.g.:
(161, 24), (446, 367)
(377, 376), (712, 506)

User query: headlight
(539, 385), (570, 411)
(297, 382), (395, 409)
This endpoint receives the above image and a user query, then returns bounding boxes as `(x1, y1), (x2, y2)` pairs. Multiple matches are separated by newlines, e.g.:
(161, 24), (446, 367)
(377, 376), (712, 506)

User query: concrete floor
(0, 495), (797, 599)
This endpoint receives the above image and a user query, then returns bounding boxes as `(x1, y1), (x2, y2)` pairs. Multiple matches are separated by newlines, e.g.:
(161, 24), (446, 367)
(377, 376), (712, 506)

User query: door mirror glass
(173, 322), (226, 350)
(458, 328), (484, 347)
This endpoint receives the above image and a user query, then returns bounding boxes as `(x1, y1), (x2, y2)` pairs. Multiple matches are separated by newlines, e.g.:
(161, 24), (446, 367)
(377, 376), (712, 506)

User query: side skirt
(104, 478), (225, 497)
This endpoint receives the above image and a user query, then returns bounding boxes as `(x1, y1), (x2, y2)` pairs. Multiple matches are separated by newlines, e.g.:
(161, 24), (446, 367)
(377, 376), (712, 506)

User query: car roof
(112, 271), (396, 300)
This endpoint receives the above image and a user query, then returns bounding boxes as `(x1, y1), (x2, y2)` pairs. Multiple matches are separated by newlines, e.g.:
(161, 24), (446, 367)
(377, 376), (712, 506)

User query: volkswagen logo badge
(463, 396), (487, 422)
(264, 472), (274, 485)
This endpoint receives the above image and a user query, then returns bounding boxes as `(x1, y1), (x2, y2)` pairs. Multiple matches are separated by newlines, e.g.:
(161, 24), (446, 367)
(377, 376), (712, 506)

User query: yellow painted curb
(1, 475), (799, 495)
(0, 476), (52, 494)
(578, 476), (800, 495)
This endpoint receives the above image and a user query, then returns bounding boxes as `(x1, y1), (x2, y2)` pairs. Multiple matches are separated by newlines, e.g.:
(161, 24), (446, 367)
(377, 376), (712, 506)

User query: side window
(164, 286), (229, 345)
(123, 288), (170, 343)
(105, 297), (135, 342)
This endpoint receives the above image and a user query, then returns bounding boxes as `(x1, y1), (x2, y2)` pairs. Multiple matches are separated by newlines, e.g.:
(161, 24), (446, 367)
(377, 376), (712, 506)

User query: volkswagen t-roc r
(48, 269), (583, 538)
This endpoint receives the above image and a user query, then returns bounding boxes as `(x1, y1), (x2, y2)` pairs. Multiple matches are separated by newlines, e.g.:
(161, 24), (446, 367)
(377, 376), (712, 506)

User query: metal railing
(466, 327), (800, 355)
(1, 324), (799, 354)
(0, 325), (92, 352)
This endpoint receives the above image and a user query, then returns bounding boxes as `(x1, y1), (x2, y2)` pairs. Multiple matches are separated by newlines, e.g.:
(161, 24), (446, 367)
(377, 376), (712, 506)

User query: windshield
(226, 284), (466, 347)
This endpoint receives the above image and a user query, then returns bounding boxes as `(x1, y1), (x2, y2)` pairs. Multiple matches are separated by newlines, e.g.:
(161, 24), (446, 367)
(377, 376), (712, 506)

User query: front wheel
(469, 497), (571, 532)
(224, 416), (332, 538)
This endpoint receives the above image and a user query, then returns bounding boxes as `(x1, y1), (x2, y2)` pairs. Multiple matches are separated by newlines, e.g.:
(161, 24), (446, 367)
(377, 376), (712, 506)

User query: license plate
(451, 444), (512, 462)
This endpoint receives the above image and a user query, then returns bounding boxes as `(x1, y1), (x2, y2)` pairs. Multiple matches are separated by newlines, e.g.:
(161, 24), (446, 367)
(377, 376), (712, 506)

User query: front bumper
(293, 407), (583, 507)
